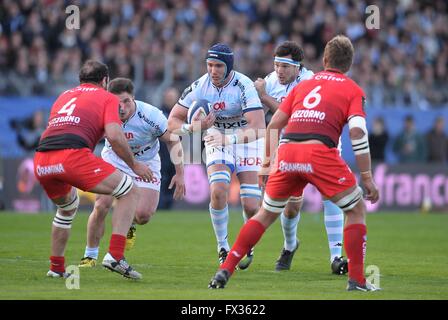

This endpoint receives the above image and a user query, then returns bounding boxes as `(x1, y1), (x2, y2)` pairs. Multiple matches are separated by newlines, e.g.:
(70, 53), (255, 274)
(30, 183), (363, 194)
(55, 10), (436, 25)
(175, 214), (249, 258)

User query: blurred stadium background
(0, 0), (447, 213)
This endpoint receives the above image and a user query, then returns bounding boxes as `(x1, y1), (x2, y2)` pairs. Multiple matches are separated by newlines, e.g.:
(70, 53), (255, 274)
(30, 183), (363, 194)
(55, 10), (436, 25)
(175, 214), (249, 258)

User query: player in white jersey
(79, 78), (185, 267)
(168, 43), (266, 269)
(254, 41), (348, 274)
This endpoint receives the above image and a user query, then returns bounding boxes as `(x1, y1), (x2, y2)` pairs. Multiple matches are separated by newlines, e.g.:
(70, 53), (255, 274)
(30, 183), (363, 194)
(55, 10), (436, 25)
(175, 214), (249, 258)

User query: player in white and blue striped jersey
(168, 43), (266, 269)
(79, 78), (185, 267)
(254, 41), (348, 274)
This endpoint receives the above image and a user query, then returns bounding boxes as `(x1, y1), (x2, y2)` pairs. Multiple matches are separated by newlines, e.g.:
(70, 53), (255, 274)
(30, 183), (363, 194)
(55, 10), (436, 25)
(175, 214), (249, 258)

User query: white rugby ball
(187, 99), (211, 124)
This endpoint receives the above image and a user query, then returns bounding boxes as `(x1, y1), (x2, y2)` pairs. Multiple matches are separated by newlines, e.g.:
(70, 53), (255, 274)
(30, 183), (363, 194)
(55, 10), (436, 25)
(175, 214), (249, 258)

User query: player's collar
(325, 68), (344, 74)
(211, 71), (235, 89)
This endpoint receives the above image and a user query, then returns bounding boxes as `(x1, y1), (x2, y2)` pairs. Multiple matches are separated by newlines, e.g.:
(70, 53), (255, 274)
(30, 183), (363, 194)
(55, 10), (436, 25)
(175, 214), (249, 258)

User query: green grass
(0, 210), (447, 300)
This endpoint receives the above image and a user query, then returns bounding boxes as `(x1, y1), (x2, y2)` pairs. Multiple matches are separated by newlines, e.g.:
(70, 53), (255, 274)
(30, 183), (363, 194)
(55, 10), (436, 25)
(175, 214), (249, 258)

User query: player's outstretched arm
(348, 116), (379, 204)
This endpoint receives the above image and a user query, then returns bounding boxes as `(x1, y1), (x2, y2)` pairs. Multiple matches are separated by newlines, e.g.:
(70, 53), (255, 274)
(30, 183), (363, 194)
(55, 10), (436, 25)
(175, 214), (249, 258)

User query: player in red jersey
(34, 60), (153, 279)
(208, 35), (380, 291)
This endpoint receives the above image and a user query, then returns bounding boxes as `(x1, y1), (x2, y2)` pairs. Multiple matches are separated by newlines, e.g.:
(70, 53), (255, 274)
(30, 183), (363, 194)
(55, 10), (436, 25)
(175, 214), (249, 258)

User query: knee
(210, 184), (228, 206)
(283, 202), (301, 218)
(94, 200), (112, 217)
(242, 201), (260, 217)
(346, 200), (366, 218)
(134, 208), (156, 225)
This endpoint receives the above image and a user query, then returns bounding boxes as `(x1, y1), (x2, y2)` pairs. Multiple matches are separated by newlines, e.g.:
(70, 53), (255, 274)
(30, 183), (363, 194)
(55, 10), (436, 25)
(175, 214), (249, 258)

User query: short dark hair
(323, 35), (354, 73)
(274, 41), (304, 63)
(79, 60), (109, 84)
(108, 77), (134, 95)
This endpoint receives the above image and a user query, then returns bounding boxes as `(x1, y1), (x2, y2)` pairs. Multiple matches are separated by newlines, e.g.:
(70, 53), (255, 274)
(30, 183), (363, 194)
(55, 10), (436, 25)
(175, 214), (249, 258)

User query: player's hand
(132, 161), (154, 182)
(362, 177), (379, 204)
(254, 78), (267, 97)
(203, 129), (226, 147)
(169, 173), (186, 201)
(191, 112), (216, 132)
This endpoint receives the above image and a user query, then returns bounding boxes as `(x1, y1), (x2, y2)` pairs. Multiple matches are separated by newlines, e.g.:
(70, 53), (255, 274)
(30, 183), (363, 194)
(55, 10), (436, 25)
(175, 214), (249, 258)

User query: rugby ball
(187, 99), (211, 124)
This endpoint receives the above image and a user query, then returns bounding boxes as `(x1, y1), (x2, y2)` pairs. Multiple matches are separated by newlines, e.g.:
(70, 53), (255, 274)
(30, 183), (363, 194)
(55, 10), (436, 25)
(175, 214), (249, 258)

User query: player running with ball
(168, 43), (265, 269)
(209, 35), (380, 292)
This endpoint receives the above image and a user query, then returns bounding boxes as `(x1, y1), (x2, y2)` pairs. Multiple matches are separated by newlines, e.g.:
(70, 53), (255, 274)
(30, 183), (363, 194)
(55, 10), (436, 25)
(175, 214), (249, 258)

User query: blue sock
(323, 200), (344, 262)
(84, 246), (99, 259)
(281, 211), (300, 251)
(209, 204), (230, 252)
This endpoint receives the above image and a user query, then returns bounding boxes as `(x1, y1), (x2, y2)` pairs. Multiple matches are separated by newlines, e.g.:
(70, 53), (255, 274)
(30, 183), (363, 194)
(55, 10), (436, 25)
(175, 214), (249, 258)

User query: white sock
(281, 211), (300, 251)
(84, 246), (99, 259)
(209, 204), (230, 252)
(323, 200), (344, 262)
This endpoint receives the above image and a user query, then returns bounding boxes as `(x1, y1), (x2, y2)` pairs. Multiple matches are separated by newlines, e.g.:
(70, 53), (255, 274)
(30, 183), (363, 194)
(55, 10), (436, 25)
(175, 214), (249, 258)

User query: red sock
(221, 219), (266, 275)
(109, 234), (126, 261)
(344, 224), (367, 285)
(50, 256), (65, 273)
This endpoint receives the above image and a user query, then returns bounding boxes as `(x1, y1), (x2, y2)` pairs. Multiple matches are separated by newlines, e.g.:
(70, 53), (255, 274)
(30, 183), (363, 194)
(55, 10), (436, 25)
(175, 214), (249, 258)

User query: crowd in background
(1, 0), (447, 108)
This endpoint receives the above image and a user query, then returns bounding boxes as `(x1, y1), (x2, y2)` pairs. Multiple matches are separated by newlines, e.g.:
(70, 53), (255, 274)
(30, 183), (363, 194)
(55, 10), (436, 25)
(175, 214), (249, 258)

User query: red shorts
(34, 148), (116, 199)
(265, 143), (357, 200)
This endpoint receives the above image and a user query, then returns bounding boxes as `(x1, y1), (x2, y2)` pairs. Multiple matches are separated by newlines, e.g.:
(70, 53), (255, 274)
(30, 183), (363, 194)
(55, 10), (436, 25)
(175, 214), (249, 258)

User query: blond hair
(323, 35), (354, 73)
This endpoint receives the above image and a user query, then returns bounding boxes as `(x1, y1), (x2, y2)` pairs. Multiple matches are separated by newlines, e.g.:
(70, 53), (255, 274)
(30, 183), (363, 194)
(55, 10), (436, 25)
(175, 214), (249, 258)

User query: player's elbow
(349, 127), (365, 140)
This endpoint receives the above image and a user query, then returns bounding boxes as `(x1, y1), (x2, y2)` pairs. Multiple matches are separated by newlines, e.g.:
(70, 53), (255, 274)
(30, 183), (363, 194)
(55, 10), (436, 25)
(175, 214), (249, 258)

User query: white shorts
(101, 149), (161, 191)
(205, 138), (264, 174)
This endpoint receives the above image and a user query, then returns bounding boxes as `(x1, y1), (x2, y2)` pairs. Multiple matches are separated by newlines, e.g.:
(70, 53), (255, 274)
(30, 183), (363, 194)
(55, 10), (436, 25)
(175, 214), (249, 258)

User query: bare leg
(86, 195), (113, 248)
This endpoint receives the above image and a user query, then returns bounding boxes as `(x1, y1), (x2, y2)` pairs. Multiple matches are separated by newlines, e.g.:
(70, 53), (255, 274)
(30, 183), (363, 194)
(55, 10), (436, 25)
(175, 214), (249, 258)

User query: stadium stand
(0, 0), (447, 108)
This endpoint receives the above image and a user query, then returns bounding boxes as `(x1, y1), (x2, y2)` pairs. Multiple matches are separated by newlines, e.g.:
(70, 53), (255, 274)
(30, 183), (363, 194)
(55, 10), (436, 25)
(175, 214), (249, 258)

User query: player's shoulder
(92, 87), (118, 105)
(233, 71), (252, 83)
(344, 75), (365, 95)
(232, 71), (256, 90)
(134, 100), (166, 130)
(299, 67), (314, 81)
(135, 100), (165, 118)
(180, 74), (208, 101)
(193, 74), (209, 88)
(265, 71), (278, 85)
(135, 99), (157, 112)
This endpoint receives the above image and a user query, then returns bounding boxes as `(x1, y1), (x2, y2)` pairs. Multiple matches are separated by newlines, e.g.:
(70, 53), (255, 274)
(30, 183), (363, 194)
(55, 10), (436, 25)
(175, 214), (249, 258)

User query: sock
(281, 211), (300, 251)
(109, 234), (126, 261)
(84, 246), (99, 259)
(344, 224), (367, 285)
(209, 204), (230, 252)
(50, 256), (65, 273)
(323, 200), (344, 262)
(221, 219), (266, 275)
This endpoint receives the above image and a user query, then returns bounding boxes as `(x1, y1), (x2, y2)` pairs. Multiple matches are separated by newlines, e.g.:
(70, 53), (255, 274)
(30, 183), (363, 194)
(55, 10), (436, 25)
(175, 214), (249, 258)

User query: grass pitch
(0, 210), (447, 300)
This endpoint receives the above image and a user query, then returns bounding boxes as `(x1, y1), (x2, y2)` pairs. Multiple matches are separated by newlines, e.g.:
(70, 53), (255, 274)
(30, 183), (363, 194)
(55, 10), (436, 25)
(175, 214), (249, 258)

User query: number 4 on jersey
(303, 86), (321, 109)
(58, 97), (77, 116)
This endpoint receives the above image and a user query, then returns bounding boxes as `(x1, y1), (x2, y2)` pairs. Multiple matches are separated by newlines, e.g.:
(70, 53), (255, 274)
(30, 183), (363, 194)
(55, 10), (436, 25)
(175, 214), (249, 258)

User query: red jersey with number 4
(37, 83), (121, 151)
(279, 69), (366, 148)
